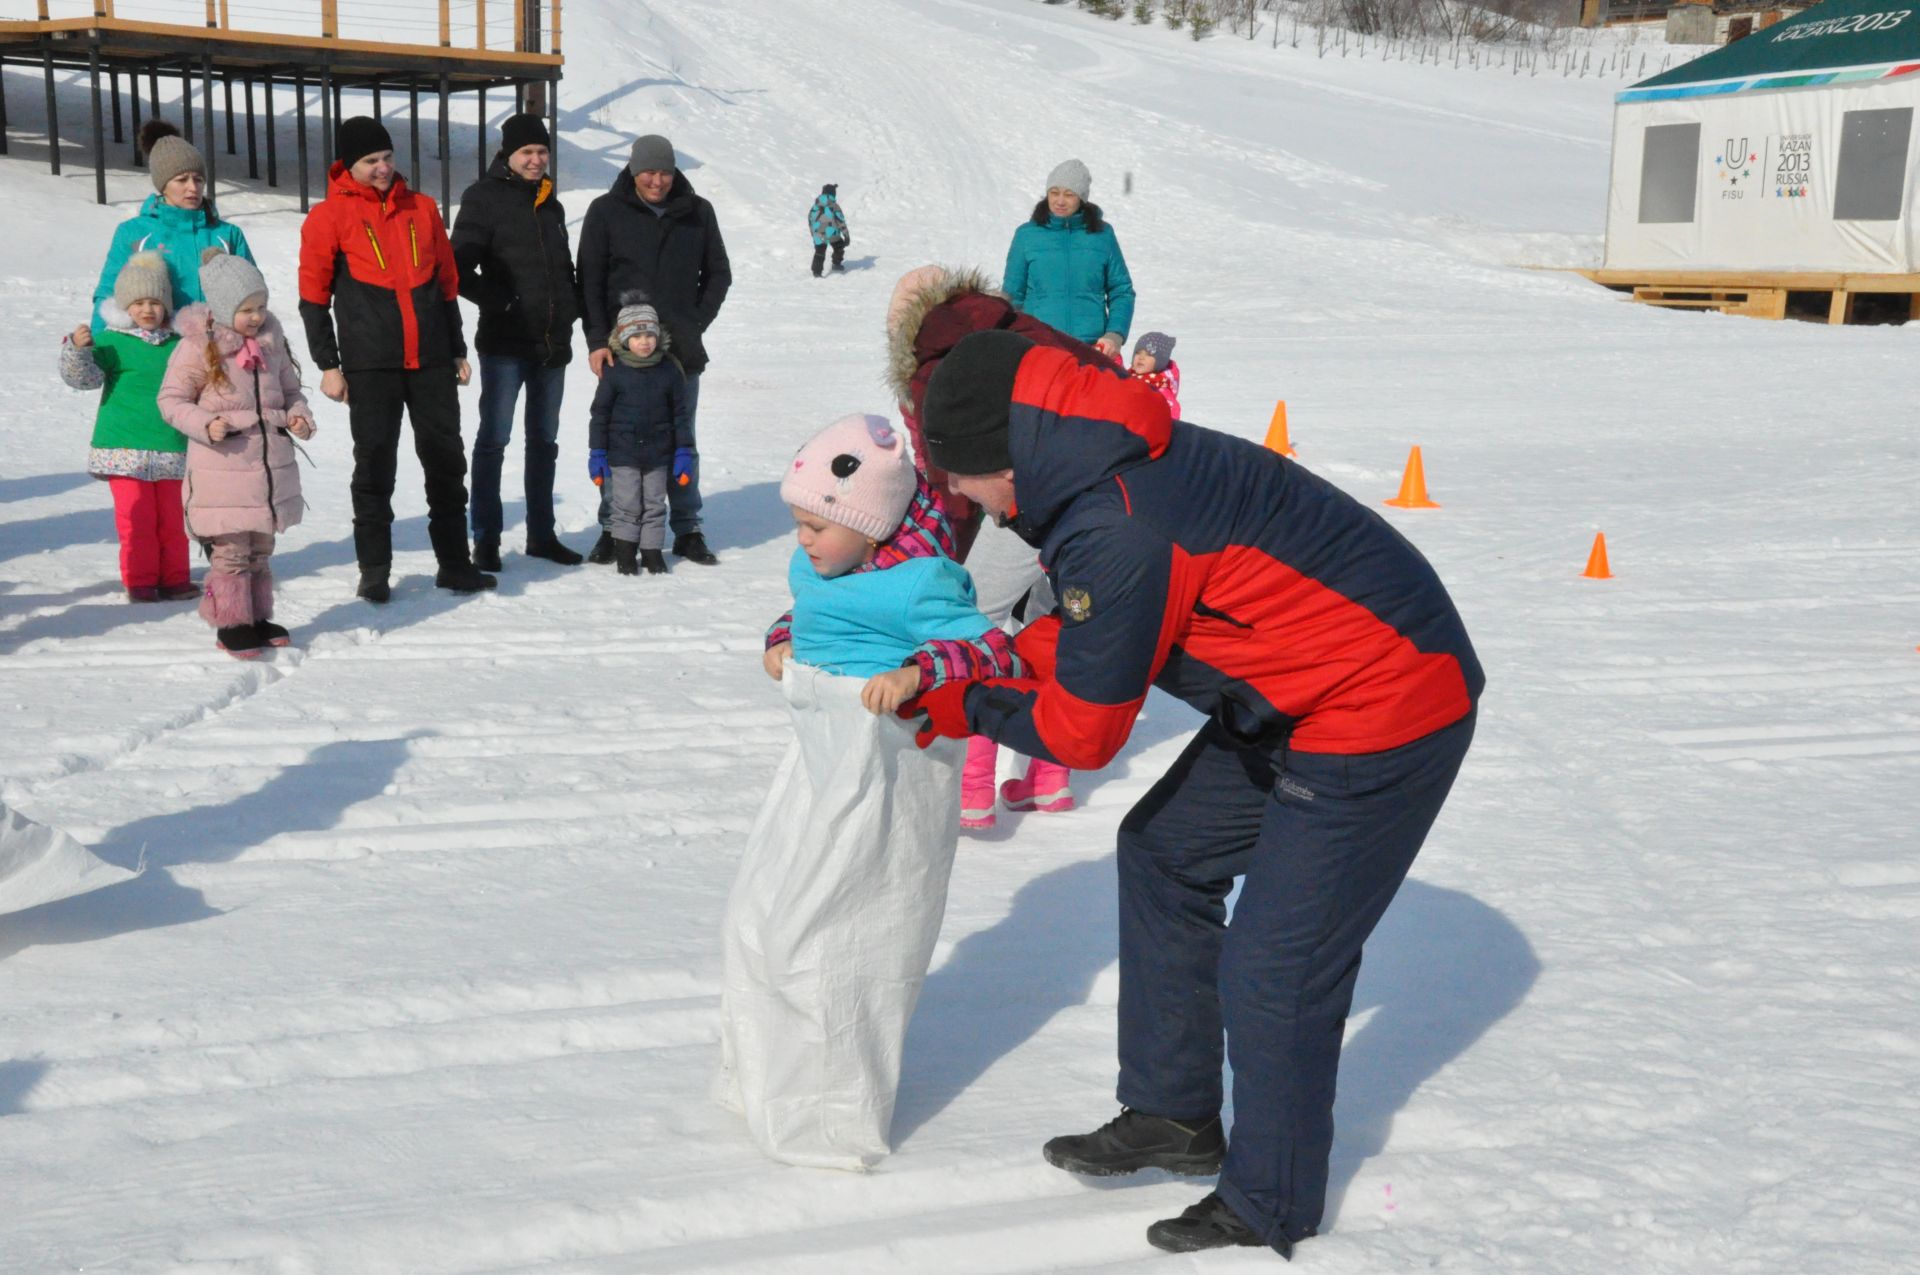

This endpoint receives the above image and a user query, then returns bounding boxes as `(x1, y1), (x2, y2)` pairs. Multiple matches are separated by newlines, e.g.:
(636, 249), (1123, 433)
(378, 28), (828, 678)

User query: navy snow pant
(1114, 709), (1475, 1254)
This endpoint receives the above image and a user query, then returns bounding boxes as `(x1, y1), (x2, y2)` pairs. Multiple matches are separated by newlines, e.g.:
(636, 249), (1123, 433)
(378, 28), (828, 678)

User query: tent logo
(1773, 133), (1813, 199)
(1717, 138), (1757, 186)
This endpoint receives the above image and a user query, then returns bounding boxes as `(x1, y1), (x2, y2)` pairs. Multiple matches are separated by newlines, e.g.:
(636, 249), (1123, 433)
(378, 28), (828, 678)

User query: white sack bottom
(714, 662), (963, 1171)
(0, 801), (135, 917)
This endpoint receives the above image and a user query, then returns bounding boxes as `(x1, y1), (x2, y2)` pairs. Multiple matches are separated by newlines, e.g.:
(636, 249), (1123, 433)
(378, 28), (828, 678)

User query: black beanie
(500, 112), (552, 157)
(335, 116), (394, 168)
(922, 330), (1034, 476)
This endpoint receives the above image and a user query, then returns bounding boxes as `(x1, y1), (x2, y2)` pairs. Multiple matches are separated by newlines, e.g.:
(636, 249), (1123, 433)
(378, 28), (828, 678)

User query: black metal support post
(129, 65), (142, 164)
(264, 73), (277, 187)
(409, 79), (421, 184)
(90, 43), (106, 204)
(319, 63), (331, 188)
(548, 75), (559, 171)
(244, 76), (257, 179)
(0, 58), (10, 157)
(223, 73), (235, 155)
(148, 68), (159, 119)
(201, 50), (216, 194)
(110, 70), (122, 143)
(437, 72), (451, 212)
(476, 85), (486, 180)
(181, 62), (192, 141)
(43, 49), (61, 176)
(296, 67), (309, 211)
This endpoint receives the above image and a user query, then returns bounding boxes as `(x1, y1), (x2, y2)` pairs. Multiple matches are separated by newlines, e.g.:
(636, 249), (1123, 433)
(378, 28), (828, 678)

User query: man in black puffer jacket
(577, 133), (732, 566)
(452, 113), (582, 571)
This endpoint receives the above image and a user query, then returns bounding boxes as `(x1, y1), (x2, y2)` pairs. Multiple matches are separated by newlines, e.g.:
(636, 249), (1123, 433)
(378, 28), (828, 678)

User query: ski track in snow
(5, 1), (1920, 1271)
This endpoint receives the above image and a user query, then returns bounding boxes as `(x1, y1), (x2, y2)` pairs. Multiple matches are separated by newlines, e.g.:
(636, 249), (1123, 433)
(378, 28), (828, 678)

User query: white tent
(1606, 1), (1920, 272)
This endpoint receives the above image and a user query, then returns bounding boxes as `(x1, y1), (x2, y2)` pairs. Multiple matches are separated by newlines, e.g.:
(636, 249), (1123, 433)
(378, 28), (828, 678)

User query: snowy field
(4, 1), (1919, 1270)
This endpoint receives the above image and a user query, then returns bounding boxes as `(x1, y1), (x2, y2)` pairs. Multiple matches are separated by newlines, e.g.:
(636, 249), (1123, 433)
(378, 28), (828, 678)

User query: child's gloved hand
(898, 680), (973, 748)
(673, 447), (696, 488)
(588, 448), (609, 486)
(861, 666), (920, 717)
(762, 641), (792, 682)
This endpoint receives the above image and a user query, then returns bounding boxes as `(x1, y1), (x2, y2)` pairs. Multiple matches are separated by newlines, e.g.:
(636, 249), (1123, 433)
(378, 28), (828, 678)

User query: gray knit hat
(1045, 158), (1091, 200)
(611, 301), (667, 349)
(113, 251), (174, 312)
(148, 134), (207, 195)
(199, 246), (268, 328)
(1132, 331), (1175, 372)
(628, 134), (676, 175)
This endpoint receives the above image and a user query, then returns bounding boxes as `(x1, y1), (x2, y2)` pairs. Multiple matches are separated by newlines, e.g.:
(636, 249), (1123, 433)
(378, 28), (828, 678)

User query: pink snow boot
(200, 571), (261, 659)
(962, 734), (999, 831)
(1001, 758), (1075, 814)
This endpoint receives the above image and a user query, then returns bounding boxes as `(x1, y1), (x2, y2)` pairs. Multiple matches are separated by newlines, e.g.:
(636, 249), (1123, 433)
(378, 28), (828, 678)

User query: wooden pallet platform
(1575, 268), (1920, 325)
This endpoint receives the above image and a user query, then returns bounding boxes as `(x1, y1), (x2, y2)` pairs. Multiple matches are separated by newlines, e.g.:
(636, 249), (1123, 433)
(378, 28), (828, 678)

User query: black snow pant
(811, 238), (846, 276)
(1114, 709), (1475, 1255)
(345, 366), (472, 571)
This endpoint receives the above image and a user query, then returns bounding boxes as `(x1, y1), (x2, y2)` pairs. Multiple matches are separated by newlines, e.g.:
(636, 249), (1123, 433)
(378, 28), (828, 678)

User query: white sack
(714, 661), (963, 1170)
(0, 800), (134, 917)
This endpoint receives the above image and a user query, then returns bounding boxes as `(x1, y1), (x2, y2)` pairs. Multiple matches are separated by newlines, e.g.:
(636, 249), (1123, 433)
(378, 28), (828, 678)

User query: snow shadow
(695, 480), (792, 555)
(892, 855), (1117, 1144)
(0, 1060), (48, 1117)
(0, 867), (219, 965)
(1324, 877), (1538, 1216)
(0, 472), (93, 503)
(0, 507), (114, 567)
(89, 733), (422, 872)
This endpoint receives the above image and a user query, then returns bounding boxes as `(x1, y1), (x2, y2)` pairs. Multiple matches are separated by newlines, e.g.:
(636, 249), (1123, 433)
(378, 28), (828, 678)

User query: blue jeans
(470, 354), (566, 541)
(1114, 710), (1475, 1253)
(598, 371), (702, 539)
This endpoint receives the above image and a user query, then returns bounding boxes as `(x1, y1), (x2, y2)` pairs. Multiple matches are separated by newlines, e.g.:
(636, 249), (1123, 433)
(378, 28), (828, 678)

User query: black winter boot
(615, 540), (640, 576)
(1146, 1193), (1275, 1256)
(473, 535), (502, 572)
(216, 624), (265, 659)
(435, 563), (498, 593)
(639, 548), (668, 575)
(1042, 1108), (1225, 1178)
(357, 568), (391, 604)
(671, 531), (719, 566)
(525, 536), (584, 566)
(252, 620), (292, 647)
(587, 531), (618, 565)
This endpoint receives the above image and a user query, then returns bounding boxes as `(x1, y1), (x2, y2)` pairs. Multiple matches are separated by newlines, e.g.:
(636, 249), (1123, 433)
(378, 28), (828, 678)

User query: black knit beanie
(922, 330), (1034, 476)
(500, 113), (552, 157)
(335, 116), (394, 168)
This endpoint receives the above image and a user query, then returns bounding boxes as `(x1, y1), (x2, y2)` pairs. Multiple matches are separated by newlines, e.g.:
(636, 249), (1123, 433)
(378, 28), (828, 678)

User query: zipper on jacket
(361, 222), (389, 271)
(252, 364), (278, 529)
(407, 222), (420, 269)
(533, 182), (556, 364)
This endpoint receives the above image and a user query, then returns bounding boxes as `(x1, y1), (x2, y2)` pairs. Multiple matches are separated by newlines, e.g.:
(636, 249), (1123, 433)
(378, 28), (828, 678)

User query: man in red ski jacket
(299, 116), (489, 601)
(908, 330), (1484, 1260)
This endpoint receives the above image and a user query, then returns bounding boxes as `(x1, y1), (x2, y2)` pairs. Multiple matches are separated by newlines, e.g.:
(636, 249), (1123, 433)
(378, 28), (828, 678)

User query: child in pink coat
(157, 249), (316, 658)
(1130, 330), (1181, 418)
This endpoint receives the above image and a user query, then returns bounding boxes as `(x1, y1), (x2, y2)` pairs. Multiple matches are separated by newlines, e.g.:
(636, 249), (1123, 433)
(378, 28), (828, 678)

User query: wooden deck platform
(1577, 268), (1920, 325)
(0, 2), (565, 210)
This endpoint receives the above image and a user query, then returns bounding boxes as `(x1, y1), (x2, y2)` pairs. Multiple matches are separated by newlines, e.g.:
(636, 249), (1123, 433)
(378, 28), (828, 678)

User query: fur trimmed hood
(96, 299), (176, 341)
(1028, 199), (1107, 234)
(173, 303), (291, 357)
(883, 264), (1002, 406)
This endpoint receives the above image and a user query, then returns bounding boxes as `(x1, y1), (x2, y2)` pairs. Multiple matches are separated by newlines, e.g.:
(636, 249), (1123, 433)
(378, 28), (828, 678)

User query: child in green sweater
(59, 251), (195, 603)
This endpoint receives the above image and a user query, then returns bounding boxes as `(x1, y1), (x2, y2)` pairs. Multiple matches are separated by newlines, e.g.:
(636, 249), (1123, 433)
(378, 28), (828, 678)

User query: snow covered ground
(3, 1), (1918, 1270)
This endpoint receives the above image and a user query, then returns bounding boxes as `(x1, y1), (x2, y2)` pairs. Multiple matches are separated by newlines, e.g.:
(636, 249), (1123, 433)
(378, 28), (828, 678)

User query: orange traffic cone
(1383, 446), (1439, 509)
(1263, 400), (1297, 457)
(1582, 532), (1613, 579)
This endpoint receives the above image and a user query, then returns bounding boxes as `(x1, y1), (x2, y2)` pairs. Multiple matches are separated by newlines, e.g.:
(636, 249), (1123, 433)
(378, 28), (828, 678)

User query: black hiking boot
(525, 536), (584, 566)
(357, 569), (391, 605)
(1146, 1193), (1276, 1256)
(435, 563), (498, 594)
(216, 624), (265, 659)
(639, 548), (668, 575)
(1042, 1108), (1225, 1178)
(615, 540), (640, 576)
(587, 531), (618, 565)
(473, 535), (502, 573)
(671, 531), (718, 566)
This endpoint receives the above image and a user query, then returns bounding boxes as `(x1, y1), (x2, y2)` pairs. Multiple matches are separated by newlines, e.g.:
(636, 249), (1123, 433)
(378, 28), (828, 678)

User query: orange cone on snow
(1583, 532), (1613, 580)
(1383, 446), (1439, 509)
(1263, 400), (1297, 457)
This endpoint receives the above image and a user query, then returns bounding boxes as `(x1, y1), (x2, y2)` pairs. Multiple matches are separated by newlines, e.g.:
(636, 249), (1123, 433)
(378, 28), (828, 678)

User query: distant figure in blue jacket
(1002, 158), (1134, 359)
(808, 184), (850, 278)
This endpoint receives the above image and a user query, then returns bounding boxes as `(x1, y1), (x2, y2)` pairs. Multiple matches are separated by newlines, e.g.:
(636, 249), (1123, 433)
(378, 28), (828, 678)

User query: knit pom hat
(1132, 331), (1176, 373)
(781, 414), (918, 542)
(610, 300), (666, 349)
(113, 251), (174, 312)
(1045, 158), (1091, 200)
(142, 120), (206, 196)
(922, 329), (1034, 476)
(199, 245), (268, 328)
(335, 116), (394, 168)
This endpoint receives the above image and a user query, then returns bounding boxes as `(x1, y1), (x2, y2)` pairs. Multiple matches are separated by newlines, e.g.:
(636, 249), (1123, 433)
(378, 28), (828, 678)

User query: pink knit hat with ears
(781, 414), (918, 542)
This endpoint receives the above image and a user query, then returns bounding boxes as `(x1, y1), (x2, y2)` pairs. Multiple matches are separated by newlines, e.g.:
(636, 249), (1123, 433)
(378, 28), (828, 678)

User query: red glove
(898, 680), (973, 749)
(1013, 614), (1062, 683)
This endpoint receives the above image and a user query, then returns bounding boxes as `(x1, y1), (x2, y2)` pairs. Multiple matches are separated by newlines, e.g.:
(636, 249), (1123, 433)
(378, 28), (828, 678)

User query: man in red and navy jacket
(299, 116), (489, 601)
(910, 330), (1483, 1260)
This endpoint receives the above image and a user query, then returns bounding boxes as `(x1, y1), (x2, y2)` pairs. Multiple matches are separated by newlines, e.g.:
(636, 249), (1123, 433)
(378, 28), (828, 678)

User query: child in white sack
(715, 413), (1022, 1170)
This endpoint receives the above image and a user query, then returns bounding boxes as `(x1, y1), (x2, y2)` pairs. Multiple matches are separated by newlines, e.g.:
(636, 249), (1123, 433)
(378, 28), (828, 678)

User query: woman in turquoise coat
(92, 121), (254, 330)
(1001, 158), (1134, 359)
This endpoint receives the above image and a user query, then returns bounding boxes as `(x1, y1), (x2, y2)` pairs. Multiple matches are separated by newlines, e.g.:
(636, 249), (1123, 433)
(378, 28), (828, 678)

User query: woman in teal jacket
(93, 121), (254, 330)
(1001, 158), (1134, 358)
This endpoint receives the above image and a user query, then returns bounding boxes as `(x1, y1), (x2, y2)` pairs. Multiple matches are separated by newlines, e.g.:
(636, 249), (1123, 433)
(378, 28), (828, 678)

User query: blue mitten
(588, 448), (609, 487)
(673, 447), (696, 488)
